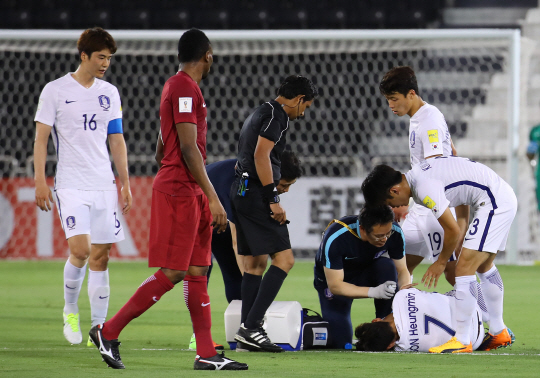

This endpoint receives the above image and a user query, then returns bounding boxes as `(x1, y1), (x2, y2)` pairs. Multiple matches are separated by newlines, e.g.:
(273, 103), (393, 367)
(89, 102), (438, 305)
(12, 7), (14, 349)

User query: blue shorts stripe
(478, 210), (495, 252)
(55, 192), (64, 232)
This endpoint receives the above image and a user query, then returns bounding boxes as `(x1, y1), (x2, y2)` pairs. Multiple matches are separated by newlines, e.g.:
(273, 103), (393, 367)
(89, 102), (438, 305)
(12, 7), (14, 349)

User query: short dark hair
(358, 205), (394, 234)
(361, 165), (403, 206)
(280, 150), (303, 181)
(379, 66), (419, 97)
(277, 75), (318, 102)
(354, 322), (395, 352)
(77, 27), (117, 59)
(178, 28), (211, 63)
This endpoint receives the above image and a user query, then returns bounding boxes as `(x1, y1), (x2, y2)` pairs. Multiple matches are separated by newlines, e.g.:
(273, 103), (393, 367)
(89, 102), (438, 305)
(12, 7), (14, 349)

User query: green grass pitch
(1, 260), (539, 377)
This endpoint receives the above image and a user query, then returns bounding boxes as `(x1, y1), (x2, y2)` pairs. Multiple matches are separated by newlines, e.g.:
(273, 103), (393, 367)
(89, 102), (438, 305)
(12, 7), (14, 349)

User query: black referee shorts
(230, 178), (291, 257)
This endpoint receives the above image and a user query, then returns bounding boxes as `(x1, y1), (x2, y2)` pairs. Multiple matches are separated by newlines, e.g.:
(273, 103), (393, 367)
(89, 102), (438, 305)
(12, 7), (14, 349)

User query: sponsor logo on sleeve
(428, 129), (439, 143)
(98, 95), (111, 111)
(37, 99), (43, 112)
(179, 97), (193, 113)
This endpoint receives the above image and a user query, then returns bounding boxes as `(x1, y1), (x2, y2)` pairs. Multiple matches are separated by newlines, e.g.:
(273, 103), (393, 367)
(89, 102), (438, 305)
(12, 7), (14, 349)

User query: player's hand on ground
(367, 281), (397, 299)
(421, 260), (446, 289)
(269, 202), (287, 224)
(209, 198), (228, 233)
(35, 182), (53, 211)
(121, 185), (132, 214)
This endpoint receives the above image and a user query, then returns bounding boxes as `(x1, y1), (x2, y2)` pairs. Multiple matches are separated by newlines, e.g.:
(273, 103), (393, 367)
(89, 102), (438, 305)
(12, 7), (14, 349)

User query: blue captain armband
(107, 118), (123, 134)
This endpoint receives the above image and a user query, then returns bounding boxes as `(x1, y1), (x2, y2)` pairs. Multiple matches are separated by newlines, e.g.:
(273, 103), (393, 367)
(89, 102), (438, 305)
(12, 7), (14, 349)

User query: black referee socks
(241, 273), (262, 324)
(244, 266), (288, 329)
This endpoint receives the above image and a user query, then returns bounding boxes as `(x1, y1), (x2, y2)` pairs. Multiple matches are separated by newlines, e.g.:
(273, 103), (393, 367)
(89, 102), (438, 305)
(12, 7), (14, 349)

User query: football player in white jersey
(361, 157), (517, 353)
(33, 28), (132, 345)
(379, 66), (467, 286)
(355, 288), (491, 352)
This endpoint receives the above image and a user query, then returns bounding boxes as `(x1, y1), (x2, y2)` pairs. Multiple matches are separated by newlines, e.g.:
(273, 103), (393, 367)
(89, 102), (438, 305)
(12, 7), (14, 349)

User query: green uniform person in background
(526, 124), (540, 211)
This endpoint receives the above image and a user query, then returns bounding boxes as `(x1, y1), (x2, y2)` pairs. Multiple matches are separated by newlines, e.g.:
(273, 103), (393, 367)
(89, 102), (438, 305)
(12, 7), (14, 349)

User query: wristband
(262, 183), (279, 204)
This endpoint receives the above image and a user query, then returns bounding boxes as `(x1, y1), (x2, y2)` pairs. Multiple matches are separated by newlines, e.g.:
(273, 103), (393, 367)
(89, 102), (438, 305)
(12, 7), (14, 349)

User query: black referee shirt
(235, 100), (290, 184)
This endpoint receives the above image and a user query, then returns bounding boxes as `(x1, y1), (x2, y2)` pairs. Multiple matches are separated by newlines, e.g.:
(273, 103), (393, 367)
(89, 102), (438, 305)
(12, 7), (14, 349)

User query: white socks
(454, 275), (477, 345)
(63, 260), (86, 315)
(64, 260), (111, 326)
(88, 269), (110, 327)
(477, 265), (505, 335)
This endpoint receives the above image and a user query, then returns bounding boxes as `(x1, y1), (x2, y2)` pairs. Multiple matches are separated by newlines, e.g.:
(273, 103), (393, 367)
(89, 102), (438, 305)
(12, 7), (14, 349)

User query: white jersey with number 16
(35, 73), (122, 191)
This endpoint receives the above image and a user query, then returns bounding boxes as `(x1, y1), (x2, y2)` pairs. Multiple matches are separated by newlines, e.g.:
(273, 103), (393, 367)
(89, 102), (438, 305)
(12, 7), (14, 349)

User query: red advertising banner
(0, 177), (153, 259)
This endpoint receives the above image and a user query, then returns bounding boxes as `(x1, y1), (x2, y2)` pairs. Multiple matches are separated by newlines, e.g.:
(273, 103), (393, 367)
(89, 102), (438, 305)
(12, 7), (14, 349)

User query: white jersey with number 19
(35, 73), (122, 191)
(393, 289), (483, 352)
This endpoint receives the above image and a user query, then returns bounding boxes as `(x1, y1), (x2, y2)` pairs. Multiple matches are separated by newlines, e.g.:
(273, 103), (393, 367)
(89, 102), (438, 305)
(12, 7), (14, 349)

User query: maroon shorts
(148, 189), (212, 271)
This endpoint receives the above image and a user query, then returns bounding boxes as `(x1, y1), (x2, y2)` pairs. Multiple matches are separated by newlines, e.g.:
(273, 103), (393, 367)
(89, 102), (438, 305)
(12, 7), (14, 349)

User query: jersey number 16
(83, 114), (97, 131)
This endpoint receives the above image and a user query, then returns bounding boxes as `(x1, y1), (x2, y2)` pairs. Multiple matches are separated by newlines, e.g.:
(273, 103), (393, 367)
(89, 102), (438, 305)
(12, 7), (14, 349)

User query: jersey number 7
(424, 315), (455, 336)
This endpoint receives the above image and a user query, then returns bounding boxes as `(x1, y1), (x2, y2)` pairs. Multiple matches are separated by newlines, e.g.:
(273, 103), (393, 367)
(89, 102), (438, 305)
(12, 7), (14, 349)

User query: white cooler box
(224, 300), (302, 351)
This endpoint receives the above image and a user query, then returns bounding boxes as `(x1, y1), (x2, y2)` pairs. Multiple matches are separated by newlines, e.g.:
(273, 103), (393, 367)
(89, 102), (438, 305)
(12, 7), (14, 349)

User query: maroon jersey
(153, 71), (207, 196)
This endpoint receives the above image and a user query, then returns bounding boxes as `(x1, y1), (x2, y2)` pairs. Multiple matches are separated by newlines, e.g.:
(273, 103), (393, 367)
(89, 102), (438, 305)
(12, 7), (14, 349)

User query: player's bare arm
(155, 130), (164, 168)
(392, 257), (411, 288)
(176, 121), (227, 233)
(34, 122), (54, 212)
(451, 139), (458, 156)
(254, 135), (286, 224)
(108, 133), (132, 214)
(324, 267), (370, 298)
(422, 208), (460, 288)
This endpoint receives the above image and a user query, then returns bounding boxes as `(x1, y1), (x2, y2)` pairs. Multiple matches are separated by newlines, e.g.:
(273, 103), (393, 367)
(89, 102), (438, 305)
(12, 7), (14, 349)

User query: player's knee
(69, 246), (90, 262)
(89, 253), (109, 270)
(162, 269), (186, 284)
(272, 252), (295, 273)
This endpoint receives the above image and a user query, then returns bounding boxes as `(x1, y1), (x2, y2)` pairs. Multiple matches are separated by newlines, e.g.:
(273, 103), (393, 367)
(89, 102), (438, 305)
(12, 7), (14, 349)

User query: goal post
(0, 28), (532, 263)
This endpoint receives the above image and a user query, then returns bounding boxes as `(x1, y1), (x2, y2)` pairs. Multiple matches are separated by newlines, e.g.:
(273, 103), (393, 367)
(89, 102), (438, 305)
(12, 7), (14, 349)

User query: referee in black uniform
(232, 75), (318, 352)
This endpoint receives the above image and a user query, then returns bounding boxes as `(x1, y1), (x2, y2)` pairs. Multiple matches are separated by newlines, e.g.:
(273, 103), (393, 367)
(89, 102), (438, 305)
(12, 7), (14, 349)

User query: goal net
(0, 29), (534, 264)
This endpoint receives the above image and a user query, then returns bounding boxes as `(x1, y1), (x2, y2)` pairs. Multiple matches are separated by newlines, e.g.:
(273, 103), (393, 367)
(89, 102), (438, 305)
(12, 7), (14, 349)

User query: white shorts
(462, 182), (517, 253)
(401, 204), (456, 262)
(55, 189), (125, 244)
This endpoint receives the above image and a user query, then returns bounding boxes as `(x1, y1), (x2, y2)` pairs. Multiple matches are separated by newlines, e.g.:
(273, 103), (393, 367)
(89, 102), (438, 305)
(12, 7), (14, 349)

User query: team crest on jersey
(420, 161), (431, 171)
(98, 95), (111, 111)
(410, 131), (416, 148)
(66, 216), (76, 230)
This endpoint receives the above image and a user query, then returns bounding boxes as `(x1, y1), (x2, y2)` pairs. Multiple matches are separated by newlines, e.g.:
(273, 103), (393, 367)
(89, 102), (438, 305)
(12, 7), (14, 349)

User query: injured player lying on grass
(354, 286), (515, 353)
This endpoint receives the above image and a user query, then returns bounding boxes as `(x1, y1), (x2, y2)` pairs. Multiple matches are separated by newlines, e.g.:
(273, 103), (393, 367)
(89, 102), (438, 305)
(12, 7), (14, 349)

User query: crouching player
(361, 156), (517, 353)
(355, 287), (514, 352)
(314, 205), (410, 349)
